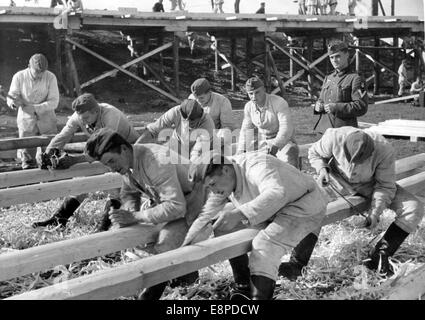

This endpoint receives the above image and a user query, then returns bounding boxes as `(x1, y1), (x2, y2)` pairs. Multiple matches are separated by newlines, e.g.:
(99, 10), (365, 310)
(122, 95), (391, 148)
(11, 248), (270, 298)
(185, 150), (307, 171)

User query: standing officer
(313, 40), (368, 134)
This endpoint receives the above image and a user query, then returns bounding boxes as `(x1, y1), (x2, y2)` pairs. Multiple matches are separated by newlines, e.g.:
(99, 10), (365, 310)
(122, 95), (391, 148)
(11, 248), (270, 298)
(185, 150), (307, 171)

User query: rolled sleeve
(308, 128), (335, 173)
(237, 163), (288, 226)
(46, 113), (81, 152)
(237, 104), (255, 154)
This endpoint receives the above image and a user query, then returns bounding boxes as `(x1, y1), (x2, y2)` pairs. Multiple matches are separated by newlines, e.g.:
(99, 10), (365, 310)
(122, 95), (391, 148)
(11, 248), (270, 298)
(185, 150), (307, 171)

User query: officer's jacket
(308, 126), (397, 209)
(47, 103), (139, 152)
(314, 67), (368, 133)
(227, 152), (327, 226)
(120, 143), (206, 225)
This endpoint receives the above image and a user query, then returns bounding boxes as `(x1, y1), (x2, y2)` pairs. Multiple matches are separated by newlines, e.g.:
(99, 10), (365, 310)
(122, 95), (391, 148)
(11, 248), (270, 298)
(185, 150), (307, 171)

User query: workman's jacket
(228, 152), (327, 226)
(146, 105), (215, 160)
(314, 67), (368, 134)
(188, 92), (235, 130)
(47, 103), (139, 152)
(7, 68), (59, 134)
(308, 126), (397, 209)
(237, 93), (296, 154)
(120, 143), (206, 225)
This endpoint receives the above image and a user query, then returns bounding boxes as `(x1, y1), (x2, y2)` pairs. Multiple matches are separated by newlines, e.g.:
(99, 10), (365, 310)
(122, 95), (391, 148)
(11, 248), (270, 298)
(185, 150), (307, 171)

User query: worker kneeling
(187, 152), (328, 300)
(85, 128), (210, 299)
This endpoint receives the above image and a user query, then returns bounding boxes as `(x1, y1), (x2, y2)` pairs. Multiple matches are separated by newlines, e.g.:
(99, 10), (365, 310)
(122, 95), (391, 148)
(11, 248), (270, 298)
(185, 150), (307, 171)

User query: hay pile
(1, 192), (424, 300)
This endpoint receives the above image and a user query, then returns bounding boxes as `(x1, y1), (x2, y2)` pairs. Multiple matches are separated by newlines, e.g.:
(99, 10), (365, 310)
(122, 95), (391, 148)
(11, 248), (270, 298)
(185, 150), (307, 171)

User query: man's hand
(212, 208), (246, 232)
(314, 100), (324, 113)
(317, 168), (330, 187)
(267, 145), (279, 157)
(324, 103), (337, 114)
(354, 208), (382, 229)
(109, 209), (139, 228)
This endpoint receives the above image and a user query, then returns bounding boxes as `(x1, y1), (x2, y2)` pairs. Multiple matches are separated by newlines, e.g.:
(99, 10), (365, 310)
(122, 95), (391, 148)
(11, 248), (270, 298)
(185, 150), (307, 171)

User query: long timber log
(0, 224), (162, 283)
(0, 173), (122, 208)
(4, 166), (425, 299)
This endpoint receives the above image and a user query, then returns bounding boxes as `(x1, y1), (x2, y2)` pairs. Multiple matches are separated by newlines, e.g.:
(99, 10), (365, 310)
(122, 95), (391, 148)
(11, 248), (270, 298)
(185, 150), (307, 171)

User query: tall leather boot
(228, 254), (251, 300)
(95, 198), (121, 232)
(250, 275), (276, 300)
(138, 282), (168, 300)
(365, 222), (409, 275)
(278, 233), (318, 281)
(32, 197), (80, 228)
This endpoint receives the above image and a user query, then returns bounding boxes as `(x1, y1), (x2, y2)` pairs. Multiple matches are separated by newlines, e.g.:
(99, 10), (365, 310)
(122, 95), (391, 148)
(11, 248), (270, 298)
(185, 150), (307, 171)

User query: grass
(1, 101), (425, 299)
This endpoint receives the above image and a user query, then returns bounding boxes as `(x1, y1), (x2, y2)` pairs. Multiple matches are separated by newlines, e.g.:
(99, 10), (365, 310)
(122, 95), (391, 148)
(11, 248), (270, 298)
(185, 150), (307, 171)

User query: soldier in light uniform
(313, 40), (368, 135)
(188, 152), (328, 299)
(307, 127), (424, 275)
(32, 93), (139, 229)
(85, 128), (209, 299)
(237, 77), (299, 169)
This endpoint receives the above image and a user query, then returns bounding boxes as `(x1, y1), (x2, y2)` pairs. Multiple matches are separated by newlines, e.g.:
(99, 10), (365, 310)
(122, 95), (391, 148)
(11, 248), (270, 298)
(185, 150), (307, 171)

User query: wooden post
(230, 38), (237, 91)
(65, 43), (81, 97)
(323, 37), (329, 74)
(54, 30), (65, 94)
(289, 47), (294, 85)
(142, 34), (149, 76)
(157, 33), (164, 78)
(372, 0), (379, 16)
(264, 35), (271, 92)
(307, 38), (314, 98)
(246, 35), (253, 77)
(391, 0), (395, 16)
(173, 34), (180, 97)
(355, 39), (360, 74)
(373, 36), (380, 96)
(267, 47), (285, 98)
(215, 38), (219, 73)
(393, 36), (399, 96)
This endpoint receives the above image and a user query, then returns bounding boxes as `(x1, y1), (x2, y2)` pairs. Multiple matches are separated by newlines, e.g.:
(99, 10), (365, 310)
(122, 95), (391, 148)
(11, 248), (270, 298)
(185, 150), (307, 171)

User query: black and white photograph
(0, 0), (424, 307)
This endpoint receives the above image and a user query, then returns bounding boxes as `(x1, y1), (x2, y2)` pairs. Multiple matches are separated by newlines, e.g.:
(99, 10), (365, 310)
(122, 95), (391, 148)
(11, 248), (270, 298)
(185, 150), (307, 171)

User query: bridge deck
(0, 7), (423, 37)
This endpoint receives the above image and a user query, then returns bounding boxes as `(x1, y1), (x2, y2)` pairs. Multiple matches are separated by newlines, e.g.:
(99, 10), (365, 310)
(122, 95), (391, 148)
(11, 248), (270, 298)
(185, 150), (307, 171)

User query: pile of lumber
(366, 119), (425, 142)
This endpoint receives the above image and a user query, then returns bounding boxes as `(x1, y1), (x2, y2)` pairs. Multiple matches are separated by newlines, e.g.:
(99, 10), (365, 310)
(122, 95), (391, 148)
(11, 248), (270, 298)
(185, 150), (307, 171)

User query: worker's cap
(343, 130), (375, 164)
(72, 93), (99, 114)
(29, 53), (48, 72)
(245, 77), (264, 91)
(191, 78), (212, 96)
(85, 128), (127, 161)
(328, 40), (349, 55)
(179, 99), (204, 121)
(188, 152), (232, 183)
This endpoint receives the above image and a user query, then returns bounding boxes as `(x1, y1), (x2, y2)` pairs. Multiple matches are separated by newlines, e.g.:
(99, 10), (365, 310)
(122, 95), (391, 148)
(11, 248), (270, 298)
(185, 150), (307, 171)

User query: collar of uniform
(254, 93), (270, 112)
(232, 158), (243, 198)
(334, 66), (350, 77)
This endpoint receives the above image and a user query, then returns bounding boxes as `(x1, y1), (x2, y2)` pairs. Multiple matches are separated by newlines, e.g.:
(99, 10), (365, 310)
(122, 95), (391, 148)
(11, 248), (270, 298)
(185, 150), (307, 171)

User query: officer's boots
(95, 198), (121, 232)
(229, 254), (251, 300)
(250, 275), (276, 300)
(32, 197), (81, 228)
(365, 223), (409, 275)
(278, 233), (318, 281)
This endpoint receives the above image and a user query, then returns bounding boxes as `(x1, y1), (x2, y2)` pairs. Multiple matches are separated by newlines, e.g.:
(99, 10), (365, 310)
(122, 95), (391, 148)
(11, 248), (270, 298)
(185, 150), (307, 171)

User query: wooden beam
(264, 38), (271, 92)
(65, 42), (81, 96)
(0, 173), (122, 208)
(381, 264), (425, 300)
(292, 49), (325, 78)
(0, 224), (161, 282)
(267, 47), (285, 97)
(80, 42), (173, 89)
(173, 34), (180, 97)
(0, 162), (110, 188)
(65, 37), (181, 103)
(358, 49), (399, 78)
(373, 94), (418, 105)
(212, 44), (248, 80)
(0, 133), (88, 152)
(7, 168), (425, 300)
(230, 38), (237, 91)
